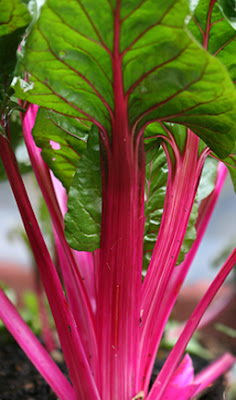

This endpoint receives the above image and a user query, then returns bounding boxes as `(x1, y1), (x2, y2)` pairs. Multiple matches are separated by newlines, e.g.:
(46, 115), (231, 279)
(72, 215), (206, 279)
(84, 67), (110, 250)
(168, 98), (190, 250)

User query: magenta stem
(20, 104), (98, 380)
(0, 134), (100, 400)
(139, 131), (202, 390)
(150, 246), (236, 400)
(0, 287), (76, 400)
(96, 2), (145, 398)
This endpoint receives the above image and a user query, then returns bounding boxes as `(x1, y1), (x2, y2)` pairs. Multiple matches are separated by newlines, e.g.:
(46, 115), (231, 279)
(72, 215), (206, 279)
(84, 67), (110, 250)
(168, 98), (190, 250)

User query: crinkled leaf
(143, 128), (195, 270)
(32, 108), (89, 191)
(187, 0), (236, 82)
(143, 124), (218, 270)
(143, 140), (168, 269)
(12, 0), (236, 158)
(0, 0), (30, 108)
(64, 125), (101, 251)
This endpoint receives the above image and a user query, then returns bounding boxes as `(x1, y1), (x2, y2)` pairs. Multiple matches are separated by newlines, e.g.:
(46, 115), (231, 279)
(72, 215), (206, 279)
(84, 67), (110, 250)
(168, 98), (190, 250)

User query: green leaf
(64, 125), (102, 251)
(217, 0), (236, 29)
(143, 125), (218, 270)
(187, 0), (236, 82)
(12, 0), (236, 159)
(187, 1), (236, 190)
(143, 140), (167, 269)
(0, 0), (30, 106)
(32, 108), (89, 191)
(0, 0), (30, 36)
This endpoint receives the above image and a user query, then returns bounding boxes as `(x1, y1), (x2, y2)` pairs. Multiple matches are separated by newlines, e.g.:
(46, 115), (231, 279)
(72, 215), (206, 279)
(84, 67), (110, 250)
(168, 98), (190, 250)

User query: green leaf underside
(187, 0), (236, 82)
(12, 0), (236, 158)
(32, 108), (89, 191)
(0, 0), (30, 106)
(64, 125), (102, 251)
(143, 124), (219, 270)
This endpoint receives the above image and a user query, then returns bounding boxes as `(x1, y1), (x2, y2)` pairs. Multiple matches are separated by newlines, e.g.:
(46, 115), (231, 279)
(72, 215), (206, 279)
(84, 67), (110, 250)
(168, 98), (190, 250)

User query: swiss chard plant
(0, 0), (236, 399)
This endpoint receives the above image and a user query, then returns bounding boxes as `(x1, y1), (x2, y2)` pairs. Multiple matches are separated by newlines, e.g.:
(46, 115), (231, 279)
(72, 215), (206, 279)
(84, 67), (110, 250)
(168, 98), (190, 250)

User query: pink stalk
(51, 174), (96, 313)
(148, 355), (200, 400)
(0, 134), (100, 400)
(139, 131), (203, 389)
(149, 246), (236, 400)
(20, 104), (98, 379)
(36, 277), (57, 353)
(0, 287), (76, 400)
(193, 352), (235, 395)
(139, 162), (227, 391)
(147, 355), (199, 400)
(96, 3), (145, 398)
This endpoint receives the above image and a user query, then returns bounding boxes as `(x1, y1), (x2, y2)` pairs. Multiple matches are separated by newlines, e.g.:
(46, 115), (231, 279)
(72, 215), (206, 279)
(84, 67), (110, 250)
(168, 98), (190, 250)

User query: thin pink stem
(150, 246), (236, 400)
(203, 0), (217, 50)
(194, 353), (235, 394)
(0, 287), (76, 400)
(139, 162), (227, 391)
(50, 174), (97, 314)
(20, 104), (98, 380)
(139, 131), (201, 392)
(0, 134), (100, 400)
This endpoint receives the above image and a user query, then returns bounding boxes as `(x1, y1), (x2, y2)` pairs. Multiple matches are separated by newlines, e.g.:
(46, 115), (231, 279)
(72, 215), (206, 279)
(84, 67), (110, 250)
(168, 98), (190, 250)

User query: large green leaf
(64, 125), (102, 251)
(32, 108), (89, 191)
(0, 0), (30, 108)
(12, 0), (236, 158)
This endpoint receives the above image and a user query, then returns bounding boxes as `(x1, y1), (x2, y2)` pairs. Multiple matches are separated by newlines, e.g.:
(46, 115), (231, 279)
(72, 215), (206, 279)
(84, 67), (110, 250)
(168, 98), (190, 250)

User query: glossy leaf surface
(32, 108), (89, 191)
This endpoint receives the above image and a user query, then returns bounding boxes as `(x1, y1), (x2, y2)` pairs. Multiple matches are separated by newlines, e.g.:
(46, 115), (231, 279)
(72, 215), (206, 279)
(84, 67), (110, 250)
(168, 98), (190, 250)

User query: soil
(0, 339), (226, 400)
(0, 339), (68, 400)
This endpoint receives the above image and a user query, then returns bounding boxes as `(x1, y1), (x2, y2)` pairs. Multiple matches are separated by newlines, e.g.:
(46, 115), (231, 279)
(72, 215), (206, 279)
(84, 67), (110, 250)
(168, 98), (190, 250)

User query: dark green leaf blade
(0, 0), (30, 105)
(64, 125), (102, 251)
(32, 108), (89, 191)
(217, 0), (236, 29)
